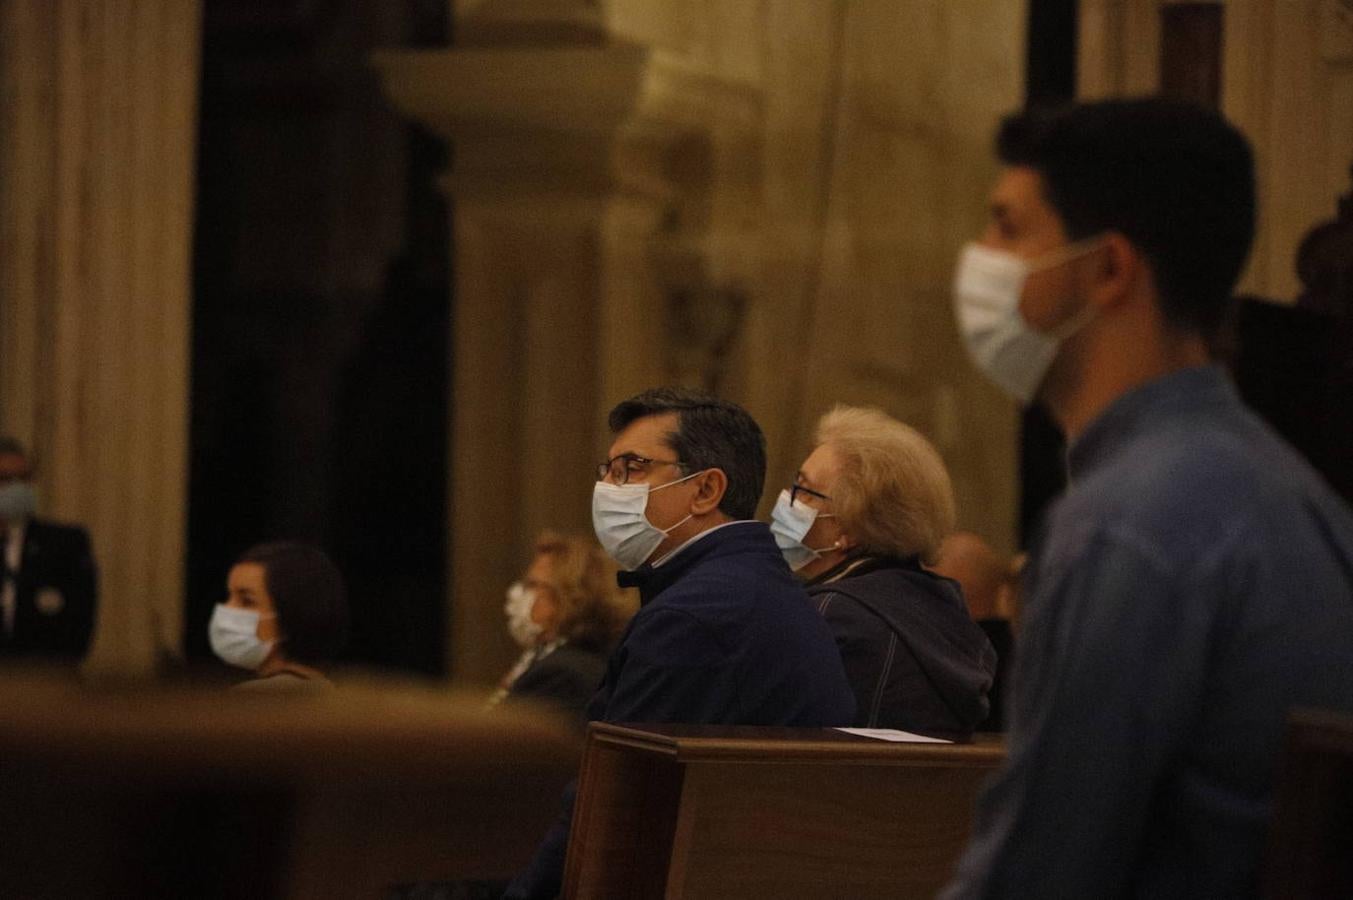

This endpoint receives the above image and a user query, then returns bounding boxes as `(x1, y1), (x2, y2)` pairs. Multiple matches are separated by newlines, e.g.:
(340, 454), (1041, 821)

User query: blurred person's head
(210, 541), (349, 673)
(594, 387), (766, 570)
(505, 531), (636, 651)
(955, 97), (1255, 436)
(933, 531), (1016, 622)
(772, 406), (956, 583)
(0, 437), (37, 525)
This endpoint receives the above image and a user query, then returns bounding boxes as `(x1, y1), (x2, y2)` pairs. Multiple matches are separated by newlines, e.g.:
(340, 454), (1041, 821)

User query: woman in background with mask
(209, 541), (349, 690)
(488, 532), (635, 727)
(770, 406), (996, 737)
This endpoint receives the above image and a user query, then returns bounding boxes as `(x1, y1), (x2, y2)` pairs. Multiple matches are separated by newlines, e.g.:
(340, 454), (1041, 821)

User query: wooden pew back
(564, 723), (1004, 900)
(0, 671), (581, 898)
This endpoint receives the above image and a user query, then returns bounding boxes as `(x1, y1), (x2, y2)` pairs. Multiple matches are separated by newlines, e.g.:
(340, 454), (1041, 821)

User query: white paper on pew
(835, 727), (952, 743)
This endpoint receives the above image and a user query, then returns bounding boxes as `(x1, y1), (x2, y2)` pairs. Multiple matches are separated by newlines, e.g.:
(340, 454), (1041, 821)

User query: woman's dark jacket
(807, 556), (996, 738)
(505, 640), (608, 728)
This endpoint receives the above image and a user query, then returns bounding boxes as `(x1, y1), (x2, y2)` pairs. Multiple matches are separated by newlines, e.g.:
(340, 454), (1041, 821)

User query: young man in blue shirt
(944, 98), (1353, 898)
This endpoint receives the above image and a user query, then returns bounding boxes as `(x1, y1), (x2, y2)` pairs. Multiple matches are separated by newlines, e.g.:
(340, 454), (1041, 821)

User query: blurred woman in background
(489, 532), (636, 726)
(210, 541), (349, 690)
(771, 406), (995, 737)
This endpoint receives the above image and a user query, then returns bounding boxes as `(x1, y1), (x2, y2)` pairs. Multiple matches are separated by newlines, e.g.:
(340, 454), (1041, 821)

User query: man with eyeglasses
(506, 387), (855, 900)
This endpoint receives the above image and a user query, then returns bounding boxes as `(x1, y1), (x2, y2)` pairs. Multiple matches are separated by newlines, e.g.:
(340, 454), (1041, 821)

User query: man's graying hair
(608, 387), (767, 521)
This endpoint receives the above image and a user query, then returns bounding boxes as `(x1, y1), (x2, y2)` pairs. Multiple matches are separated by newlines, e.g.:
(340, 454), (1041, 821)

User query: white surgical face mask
(0, 481), (37, 521)
(953, 239), (1103, 404)
(208, 604), (276, 671)
(769, 489), (840, 572)
(504, 581), (543, 648)
(592, 470), (701, 571)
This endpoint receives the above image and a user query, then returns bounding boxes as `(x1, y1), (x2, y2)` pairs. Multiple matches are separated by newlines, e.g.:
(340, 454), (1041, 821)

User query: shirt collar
(617, 520), (763, 603)
(651, 519), (748, 568)
(1067, 364), (1237, 481)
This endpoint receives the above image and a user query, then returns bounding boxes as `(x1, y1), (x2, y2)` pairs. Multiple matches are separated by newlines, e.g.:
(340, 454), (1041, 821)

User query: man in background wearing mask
(0, 437), (98, 665)
(943, 99), (1353, 898)
(506, 387), (854, 900)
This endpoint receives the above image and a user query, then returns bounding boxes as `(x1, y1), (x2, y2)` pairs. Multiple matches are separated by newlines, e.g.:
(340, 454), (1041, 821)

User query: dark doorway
(1017, 0), (1078, 546)
(186, 0), (451, 676)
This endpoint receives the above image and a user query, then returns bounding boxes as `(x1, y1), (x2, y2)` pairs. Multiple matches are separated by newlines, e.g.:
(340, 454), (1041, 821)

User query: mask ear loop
(806, 513), (845, 555)
(1028, 235), (1110, 341)
(649, 467), (711, 535)
(1024, 234), (1109, 275)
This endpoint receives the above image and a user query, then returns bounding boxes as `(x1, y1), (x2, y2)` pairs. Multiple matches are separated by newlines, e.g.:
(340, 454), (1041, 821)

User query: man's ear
(1088, 231), (1141, 311)
(689, 468), (728, 516)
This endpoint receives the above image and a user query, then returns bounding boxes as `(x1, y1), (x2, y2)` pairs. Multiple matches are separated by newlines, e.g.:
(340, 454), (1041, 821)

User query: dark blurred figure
(1229, 166), (1353, 506)
(1229, 309), (1351, 508)
(932, 532), (1020, 732)
(0, 438), (97, 665)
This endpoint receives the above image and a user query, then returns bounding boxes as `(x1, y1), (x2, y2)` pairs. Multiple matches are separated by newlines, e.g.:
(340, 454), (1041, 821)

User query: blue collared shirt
(944, 365), (1353, 899)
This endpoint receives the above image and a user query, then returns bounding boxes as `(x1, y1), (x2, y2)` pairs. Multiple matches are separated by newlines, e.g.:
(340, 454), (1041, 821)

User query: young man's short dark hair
(608, 387), (767, 521)
(996, 97), (1255, 344)
(236, 541), (349, 665)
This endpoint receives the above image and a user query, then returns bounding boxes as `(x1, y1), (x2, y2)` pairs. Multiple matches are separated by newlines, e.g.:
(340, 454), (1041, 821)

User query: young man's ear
(690, 468), (728, 516)
(1088, 231), (1141, 311)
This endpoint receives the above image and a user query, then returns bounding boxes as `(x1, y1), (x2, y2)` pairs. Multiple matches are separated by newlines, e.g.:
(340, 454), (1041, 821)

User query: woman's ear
(690, 468), (728, 516)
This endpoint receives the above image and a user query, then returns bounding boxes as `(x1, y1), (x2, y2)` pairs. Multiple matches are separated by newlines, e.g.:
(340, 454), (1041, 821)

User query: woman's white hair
(814, 405), (956, 564)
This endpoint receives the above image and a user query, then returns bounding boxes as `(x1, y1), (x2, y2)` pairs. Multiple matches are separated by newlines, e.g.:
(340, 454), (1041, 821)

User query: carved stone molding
(372, 41), (762, 223)
(646, 228), (754, 393)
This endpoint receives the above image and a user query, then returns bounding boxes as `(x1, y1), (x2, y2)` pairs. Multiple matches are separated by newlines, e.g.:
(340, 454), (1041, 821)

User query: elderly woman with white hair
(771, 406), (996, 737)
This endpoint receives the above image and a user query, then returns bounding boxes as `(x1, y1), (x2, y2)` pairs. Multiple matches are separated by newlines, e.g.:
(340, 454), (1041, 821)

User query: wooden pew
(1262, 708), (1353, 898)
(562, 723), (1004, 899)
(0, 670), (581, 899)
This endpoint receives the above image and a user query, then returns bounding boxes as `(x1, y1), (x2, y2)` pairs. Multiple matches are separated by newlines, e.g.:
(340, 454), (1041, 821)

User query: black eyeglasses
(596, 454), (685, 485)
(790, 483), (831, 508)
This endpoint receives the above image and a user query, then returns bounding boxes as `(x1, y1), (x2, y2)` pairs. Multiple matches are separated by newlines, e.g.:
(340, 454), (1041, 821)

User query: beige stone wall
(0, 0), (201, 675)
(1225, 0), (1353, 301)
(742, 1), (1026, 560)
(1079, 0), (1353, 301)
(388, 0), (1027, 684)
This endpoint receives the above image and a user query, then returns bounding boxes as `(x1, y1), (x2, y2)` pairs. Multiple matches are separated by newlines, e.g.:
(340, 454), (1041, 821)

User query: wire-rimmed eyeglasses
(596, 453), (685, 485)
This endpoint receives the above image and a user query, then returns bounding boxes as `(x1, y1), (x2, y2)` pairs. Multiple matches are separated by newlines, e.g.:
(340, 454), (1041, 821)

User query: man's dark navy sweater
(506, 521), (855, 898)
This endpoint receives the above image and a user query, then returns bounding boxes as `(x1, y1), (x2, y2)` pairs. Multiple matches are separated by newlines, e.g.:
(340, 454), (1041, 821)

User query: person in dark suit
(0, 437), (97, 664)
(490, 531), (636, 727)
(505, 387), (855, 900)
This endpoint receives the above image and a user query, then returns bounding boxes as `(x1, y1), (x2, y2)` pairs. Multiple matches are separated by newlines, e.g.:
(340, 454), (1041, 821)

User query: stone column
(0, 0), (201, 675)
(375, 32), (760, 685)
(1078, 0), (1165, 98)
